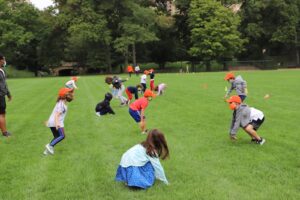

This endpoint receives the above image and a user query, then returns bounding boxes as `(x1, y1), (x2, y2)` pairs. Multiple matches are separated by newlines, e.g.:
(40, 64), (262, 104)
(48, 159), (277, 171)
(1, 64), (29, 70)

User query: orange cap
(144, 89), (156, 98)
(226, 95), (241, 104)
(72, 77), (78, 81)
(58, 88), (73, 97)
(144, 70), (149, 75)
(224, 73), (235, 80)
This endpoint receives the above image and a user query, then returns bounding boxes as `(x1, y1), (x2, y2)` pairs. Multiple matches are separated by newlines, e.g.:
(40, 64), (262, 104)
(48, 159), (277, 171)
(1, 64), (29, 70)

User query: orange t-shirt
(130, 97), (149, 111)
(127, 65), (133, 72)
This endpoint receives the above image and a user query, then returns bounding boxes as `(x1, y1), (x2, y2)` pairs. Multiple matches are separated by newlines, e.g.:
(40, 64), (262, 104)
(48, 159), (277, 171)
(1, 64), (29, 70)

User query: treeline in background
(0, 0), (299, 76)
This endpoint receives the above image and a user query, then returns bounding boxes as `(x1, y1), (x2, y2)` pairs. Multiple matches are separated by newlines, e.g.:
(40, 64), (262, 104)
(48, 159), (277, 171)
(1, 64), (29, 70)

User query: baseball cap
(224, 72), (235, 80)
(58, 88), (73, 97)
(144, 89), (156, 98)
(226, 95), (242, 104)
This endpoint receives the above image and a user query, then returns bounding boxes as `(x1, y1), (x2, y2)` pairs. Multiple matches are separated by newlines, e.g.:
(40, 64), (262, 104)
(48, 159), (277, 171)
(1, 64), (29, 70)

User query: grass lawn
(0, 70), (299, 200)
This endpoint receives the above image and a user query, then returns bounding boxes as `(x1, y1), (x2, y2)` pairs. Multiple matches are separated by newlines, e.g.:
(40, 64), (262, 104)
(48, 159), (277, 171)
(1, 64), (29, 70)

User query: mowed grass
(0, 70), (299, 200)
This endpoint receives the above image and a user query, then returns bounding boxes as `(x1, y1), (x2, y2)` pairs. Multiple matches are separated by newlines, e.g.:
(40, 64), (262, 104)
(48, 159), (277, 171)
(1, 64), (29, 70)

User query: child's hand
(56, 125), (61, 130)
(44, 121), (48, 127)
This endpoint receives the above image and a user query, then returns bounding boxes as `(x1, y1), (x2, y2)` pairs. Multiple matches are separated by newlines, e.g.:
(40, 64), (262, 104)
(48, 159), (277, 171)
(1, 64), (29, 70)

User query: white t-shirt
(141, 74), (147, 84)
(135, 66), (140, 72)
(65, 80), (77, 89)
(47, 100), (68, 127)
(250, 107), (264, 121)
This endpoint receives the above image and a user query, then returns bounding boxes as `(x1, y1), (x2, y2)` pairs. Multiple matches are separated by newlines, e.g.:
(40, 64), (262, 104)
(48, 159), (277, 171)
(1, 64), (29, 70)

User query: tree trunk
(124, 45), (129, 68)
(223, 61), (228, 71)
(205, 61), (211, 72)
(106, 45), (112, 73)
(295, 32), (300, 65)
(132, 43), (136, 67)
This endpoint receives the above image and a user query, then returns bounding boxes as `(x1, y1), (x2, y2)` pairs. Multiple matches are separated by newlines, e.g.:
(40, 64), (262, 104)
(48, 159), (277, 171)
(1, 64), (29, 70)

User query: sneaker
(43, 149), (49, 155)
(141, 129), (148, 135)
(2, 131), (12, 137)
(95, 112), (101, 117)
(45, 144), (54, 154)
(251, 138), (257, 142)
(256, 138), (266, 145)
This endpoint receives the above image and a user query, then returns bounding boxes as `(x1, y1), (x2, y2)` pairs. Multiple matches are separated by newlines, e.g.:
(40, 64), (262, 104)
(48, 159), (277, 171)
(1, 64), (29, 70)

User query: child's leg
(50, 128), (65, 147)
(140, 120), (146, 132)
(150, 80), (154, 91)
(243, 125), (261, 140)
(125, 89), (132, 101)
(118, 86), (127, 103)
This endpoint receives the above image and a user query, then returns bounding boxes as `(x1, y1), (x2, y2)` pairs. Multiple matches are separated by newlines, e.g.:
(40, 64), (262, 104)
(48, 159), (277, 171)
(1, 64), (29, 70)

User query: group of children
(42, 70), (266, 189)
(224, 72), (266, 145)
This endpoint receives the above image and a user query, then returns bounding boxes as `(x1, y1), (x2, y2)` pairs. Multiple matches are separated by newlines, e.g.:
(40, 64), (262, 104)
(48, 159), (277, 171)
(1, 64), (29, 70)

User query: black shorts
(0, 95), (6, 114)
(250, 117), (265, 131)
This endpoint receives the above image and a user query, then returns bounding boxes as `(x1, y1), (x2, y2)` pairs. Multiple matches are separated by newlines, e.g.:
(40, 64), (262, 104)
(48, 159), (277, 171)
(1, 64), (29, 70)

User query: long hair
(141, 129), (169, 160)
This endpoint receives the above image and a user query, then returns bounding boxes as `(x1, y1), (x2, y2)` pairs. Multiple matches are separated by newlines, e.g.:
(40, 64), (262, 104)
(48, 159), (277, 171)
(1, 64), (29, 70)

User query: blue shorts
(129, 108), (145, 123)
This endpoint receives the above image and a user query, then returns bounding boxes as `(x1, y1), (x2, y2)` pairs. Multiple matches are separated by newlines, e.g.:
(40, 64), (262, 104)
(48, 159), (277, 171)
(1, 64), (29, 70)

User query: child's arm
(148, 156), (169, 185)
(54, 111), (62, 130)
(225, 84), (234, 98)
(72, 81), (78, 89)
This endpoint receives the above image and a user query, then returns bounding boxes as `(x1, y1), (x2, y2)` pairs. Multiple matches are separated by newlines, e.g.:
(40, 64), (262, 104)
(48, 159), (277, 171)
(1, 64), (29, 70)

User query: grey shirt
(0, 69), (11, 97)
(229, 104), (251, 136)
(226, 75), (247, 96)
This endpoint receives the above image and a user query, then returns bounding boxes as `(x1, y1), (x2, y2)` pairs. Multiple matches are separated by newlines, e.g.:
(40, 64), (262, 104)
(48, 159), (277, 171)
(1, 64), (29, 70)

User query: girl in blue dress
(115, 129), (169, 189)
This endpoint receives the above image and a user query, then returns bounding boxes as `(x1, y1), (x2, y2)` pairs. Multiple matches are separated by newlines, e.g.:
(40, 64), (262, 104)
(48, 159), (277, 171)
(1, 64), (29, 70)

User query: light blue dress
(115, 144), (168, 189)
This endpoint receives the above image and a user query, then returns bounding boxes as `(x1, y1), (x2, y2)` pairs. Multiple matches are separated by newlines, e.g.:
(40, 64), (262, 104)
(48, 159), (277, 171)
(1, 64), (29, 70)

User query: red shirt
(130, 97), (149, 111)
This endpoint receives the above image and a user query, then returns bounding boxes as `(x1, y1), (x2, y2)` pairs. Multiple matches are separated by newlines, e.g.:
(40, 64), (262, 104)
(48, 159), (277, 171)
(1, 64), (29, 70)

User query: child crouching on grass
(43, 88), (74, 155)
(95, 93), (115, 116)
(154, 83), (167, 96)
(227, 95), (266, 145)
(115, 129), (169, 189)
(129, 89), (156, 134)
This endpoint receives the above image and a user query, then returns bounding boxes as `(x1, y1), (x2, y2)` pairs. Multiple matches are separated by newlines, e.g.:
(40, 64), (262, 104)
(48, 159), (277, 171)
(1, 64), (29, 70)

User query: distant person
(125, 85), (143, 104)
(65, 77), (78, 90)
(135, 65), (140, 76)
(140, 70), (149, 92)
(224, 72), (248, 101)
(226, 95), (266, 145)
(154, 83), (167, 96)
(95, 93), (115, 116)
(149, 68), (155, 91)
(129, 89), (156, 134)
(186, 65), (189, 73)
(44, 88), (74, 155)
(127, 65), (134, 77)
(0, 54), (12, 137)
(115, 129), (169, 189)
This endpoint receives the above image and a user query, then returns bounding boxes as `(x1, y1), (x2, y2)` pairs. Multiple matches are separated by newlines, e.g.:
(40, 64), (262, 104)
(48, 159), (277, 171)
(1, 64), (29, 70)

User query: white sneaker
(96, 112), (101, 117)
(46, 144), (54, 154)
(257, 138), (266, 145)
(43, 149), (49, 155)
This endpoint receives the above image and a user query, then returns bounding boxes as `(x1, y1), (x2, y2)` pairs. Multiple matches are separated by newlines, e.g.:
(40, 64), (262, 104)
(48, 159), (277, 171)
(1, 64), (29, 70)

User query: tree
(188, 0), (244, 71)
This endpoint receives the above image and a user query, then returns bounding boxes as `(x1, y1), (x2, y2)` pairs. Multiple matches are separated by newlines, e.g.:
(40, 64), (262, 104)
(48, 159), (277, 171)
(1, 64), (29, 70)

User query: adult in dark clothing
(95, 93), (115, 116)
(0, 54), (12, 137)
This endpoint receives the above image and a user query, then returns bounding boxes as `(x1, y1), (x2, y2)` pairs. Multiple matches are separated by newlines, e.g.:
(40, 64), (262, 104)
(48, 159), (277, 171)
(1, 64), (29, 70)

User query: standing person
(140, 70), (148, 93)
(0, 54), (12, 137)
(65, 77), (79, 90)
(129, 89), (156, 134)
(135, 64), (140, 76)
(95, 93), (115, 116)
(125, 85), (143, 104)
(43, 88), (74, 155)
(154, 83), (167, 96)
(224, 72), (248, 101)
(115, 129), (169, 189)
(149, 69), (155, 91)
(127, 65), (134, 77)
(226, 95), (266, 145)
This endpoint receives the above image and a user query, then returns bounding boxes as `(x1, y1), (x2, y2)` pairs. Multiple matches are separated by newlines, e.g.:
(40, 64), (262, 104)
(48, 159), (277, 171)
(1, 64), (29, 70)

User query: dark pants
(0, 95), (6, 114)
(141, 83), (146, 92)
(239, 95), (247, 102)
(50, 127), (65, 147)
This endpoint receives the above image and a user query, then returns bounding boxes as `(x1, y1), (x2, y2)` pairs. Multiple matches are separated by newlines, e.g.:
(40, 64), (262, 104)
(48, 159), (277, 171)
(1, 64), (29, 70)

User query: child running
(226, 95), (266, 145)
(154, 83), (167, 96)
(149, 69), (155, 91)
(224, 72), (248, 101)
(140, 70), (149, 93)
(125, 84), (143, 104)
(129, 89), (156, 134)
(115, 129), (169, 189)
(65, 77), (79, 90)
(44, 88), (74, 155)
(95, 93), (115, 116)
(112, 76), (128, 106)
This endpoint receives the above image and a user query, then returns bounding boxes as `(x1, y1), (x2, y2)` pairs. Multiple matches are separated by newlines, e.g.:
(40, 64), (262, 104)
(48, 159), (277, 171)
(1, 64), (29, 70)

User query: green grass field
(0, 70), (299, 200)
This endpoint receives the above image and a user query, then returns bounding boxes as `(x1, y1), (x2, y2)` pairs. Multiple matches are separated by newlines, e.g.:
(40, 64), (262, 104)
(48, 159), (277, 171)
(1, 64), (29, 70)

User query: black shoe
(251, 138), (257, 142)
(256, 138), (266, 145)
(2, 131), (12, 137)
